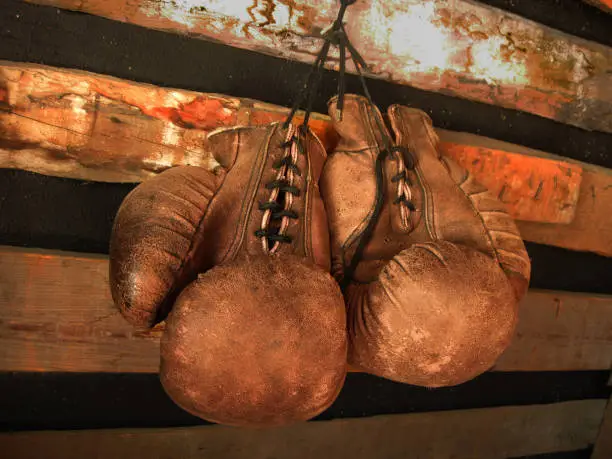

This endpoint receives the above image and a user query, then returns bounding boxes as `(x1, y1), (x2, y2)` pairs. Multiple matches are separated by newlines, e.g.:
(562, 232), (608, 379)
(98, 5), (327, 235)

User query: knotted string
(283, 0), (356, 129)
(284, 0), (415, 291)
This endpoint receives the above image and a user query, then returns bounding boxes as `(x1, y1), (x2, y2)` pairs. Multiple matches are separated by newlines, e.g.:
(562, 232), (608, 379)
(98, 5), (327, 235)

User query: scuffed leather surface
(193, 124), (332, 270)
(388, 105), (531, 299)
(109, 166), (220, 327)
(347, 242), (516, 387)
(161, 255), (347, 427)
(109, 122), (346, 426)
(321, 94), (531, 386)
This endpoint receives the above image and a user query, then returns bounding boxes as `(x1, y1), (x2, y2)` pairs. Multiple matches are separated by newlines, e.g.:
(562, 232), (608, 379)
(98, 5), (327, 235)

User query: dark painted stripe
(526, 242), (612, 295)
(515, 448), (593, 459)
(1, 1), (611, 169)
(0, 371), (609, 431)
(0, 170), (131, 255)
(2, 169), (612, 294)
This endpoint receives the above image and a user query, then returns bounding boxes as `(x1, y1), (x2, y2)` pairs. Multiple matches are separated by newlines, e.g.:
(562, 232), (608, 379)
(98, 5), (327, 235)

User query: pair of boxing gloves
(109, 95), (531, 427)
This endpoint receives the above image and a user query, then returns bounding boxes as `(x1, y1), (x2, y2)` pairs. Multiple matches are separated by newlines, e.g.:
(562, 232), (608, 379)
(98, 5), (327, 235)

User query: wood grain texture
(1, 246), (611, 374)
(440, 141), (581, 224)
(24, 0), (612, 133)
(592, 397), (612, 459)
(493, 290), (612, 372)
(1, 400), (607, 459)
(439, 130), (612, 257)
(0, 61), (582, 225)
(0, 247), (161, 373)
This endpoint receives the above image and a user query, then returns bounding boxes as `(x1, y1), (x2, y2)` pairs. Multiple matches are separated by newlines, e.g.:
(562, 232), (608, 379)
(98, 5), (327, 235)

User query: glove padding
(321, 94), (531, 387)
(110, 123), (347, 426)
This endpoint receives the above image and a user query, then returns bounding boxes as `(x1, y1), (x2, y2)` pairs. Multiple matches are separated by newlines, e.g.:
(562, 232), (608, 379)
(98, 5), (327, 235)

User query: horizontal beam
(5, 62), (612, 257)
(2, 246), (611, 374)
(24, 0), (612, 133)
(1, 400), (607, 459)
(439, 130), (612, 258)
(0, 61), (583, 225)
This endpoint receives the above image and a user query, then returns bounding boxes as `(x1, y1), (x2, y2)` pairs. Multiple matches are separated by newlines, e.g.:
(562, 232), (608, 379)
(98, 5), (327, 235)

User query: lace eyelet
(256, 128), (303, 251)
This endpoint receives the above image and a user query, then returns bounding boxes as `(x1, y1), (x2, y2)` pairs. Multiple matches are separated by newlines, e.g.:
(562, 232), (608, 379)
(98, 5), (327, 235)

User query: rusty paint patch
(0, 86), (8, 107)
(441, 142), (583, 224)
(145, 96), (236, 129)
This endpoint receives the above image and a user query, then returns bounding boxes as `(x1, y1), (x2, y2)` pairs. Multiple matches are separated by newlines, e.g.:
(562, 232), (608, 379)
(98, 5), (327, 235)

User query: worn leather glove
(110, 122), (347, 426)
(321, 94), (531, 387)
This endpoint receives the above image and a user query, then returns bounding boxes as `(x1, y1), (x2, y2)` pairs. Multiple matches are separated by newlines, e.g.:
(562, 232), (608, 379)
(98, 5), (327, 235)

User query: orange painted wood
(2, 246), (611, 374)
(0, 61), (581, 226)
(440, 142), (581, 223)
(439, 130), (612, 258)
(25, 0), (612, 133)
(0, 401), (607, 459)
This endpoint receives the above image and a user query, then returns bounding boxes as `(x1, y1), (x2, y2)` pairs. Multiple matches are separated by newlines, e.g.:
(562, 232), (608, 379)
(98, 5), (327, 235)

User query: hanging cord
(283, 0), (357, 130)
(330, 21), (415, 291)
(282, 0), (415, 290)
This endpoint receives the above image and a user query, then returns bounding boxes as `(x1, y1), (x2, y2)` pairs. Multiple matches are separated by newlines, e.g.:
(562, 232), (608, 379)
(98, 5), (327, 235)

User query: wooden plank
(0, 247), (162, 373)
(493, 290), (612, 372)
(2, 62), (611, 256)
(1, 400), (607, 459)
(25, 0), (612, 133)
(1, 246), (611, 374)
(439, 130), (612, 258)
(592, 398), (612, 459)
(440, 142), (581, 224)
(0, 61), (582, 225)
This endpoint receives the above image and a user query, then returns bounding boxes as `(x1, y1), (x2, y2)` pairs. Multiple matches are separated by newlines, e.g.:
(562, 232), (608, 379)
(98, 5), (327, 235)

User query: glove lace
(255, 125), (303, 253)
(281, 0), (416, 288)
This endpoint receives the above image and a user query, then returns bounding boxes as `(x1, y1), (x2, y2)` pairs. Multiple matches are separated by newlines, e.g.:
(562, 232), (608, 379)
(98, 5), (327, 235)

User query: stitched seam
(340, 101), (383, 262)
(402, 114), (435, 240)
(152, 167), (224, 321)
(304, 128), (324, 260)
(486, 227), (522, 238)
(335, 146), (379, 154)
(456, 182), (504, 267)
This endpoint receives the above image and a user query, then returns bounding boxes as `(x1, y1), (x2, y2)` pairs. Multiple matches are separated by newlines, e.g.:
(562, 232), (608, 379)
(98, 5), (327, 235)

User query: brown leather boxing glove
(109, 123), (347, 426)
(321, 94), (531, 387)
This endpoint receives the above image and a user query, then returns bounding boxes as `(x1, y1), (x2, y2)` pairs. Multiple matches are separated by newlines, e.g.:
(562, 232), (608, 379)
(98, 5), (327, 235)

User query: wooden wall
(0, 1), (611, 458)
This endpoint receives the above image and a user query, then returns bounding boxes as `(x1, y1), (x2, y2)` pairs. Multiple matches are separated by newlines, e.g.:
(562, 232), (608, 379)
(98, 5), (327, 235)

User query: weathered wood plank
(439, 130), (612, 258)
(0, 61), (583, 225)
(1, 400), (607, 459)
(1, 246), (611, 374)
(592, 397), (612, 459)
(493, 290), (612, 372)
(2, 62), (611, 256)
(440, 142), (581, 224)
(0, 247), (161, 373)
(24, 0), (612, 133)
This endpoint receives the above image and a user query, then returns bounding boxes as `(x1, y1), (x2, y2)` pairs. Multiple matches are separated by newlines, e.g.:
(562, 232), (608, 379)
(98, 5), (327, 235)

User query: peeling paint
(24, 0), (612, 131)
(160, 121), (182, 147)
(140, 0), (313, 35)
